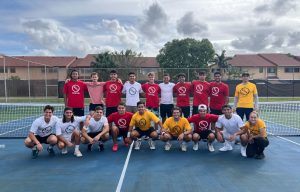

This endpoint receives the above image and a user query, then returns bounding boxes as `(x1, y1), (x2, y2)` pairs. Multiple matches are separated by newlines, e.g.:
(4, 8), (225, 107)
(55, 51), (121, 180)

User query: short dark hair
(43, 105), (54, 112)
(90, 72), (98, 77)
(198, 71), (206, 76)
(128, 72), (136, 76)
(137, 101), (145, 107)
(163, 73), (170, 77)
(242, 72), (250, 77)
(214, 71), (221, 76)
(95, 106), (103, 111)
(177, 73), (186, 78)
(110, 70), (117, 74)
(172, 106), (182, 115)
(222, 104), (232, 110)
(118, 102), (126, 107)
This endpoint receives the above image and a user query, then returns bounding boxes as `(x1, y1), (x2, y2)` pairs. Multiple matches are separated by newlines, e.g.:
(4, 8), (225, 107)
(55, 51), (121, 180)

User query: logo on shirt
(72, 85), (80, 94)
(118, 118), (127, 128)
(195, 85), (203, 94)
(240, 87), (250, 96)
(41, 126), (52, 135)
(129, 87), (137, 95)
(212, 87), (220, 96)
(148, 86), (156, 94)
(65, 125), (75, 134)
(198, 120), (209, 131)
(138, 118), (146, 127)
(109, 84), (118, 93)
(178, 86), (187, 95)
(172, 125), (182, 135)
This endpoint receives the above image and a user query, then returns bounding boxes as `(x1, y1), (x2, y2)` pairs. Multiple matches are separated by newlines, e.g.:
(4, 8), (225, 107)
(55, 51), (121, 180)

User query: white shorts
(222, 131), (240, 142)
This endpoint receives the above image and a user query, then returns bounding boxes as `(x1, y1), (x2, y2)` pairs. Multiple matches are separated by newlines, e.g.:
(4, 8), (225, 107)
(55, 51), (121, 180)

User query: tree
(112, 49), (144, 68)
(214, 50), (232, 69)
(156, 38), (215, 81)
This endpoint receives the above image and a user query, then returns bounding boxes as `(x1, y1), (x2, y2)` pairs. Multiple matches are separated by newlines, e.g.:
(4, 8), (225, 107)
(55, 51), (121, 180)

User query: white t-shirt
(122, 81), (143, 106)
(56, 116), (86, 141)
(30, 116), (59, 137)
(216, 114), (244, 135)
(86, 116), (108, 133)
(159, 82), (175, 104)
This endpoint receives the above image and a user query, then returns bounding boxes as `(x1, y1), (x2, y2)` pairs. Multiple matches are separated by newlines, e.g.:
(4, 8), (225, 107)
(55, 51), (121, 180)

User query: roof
(0, 56), (77, 67)
(258, 54), (300, 67)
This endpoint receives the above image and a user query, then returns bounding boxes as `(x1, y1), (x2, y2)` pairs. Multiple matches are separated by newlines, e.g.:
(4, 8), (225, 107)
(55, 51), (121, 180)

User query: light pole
(0, 55), (8, 102)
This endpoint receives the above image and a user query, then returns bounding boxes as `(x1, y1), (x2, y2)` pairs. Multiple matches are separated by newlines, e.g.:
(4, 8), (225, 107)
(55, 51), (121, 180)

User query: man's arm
(64, 94), (68, 107)
(28, 132), (43, 151)
(233, 96), (238, 112)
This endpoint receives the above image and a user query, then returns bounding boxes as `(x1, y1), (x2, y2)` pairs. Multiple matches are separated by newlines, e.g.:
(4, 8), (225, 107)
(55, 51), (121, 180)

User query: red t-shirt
(104, 81), (123, 107)
(142, 83), (160, 108)
(63, 80), (87, 108)
(107, 112), (133, 131)
(173, 82), (192, 106)
(188, 114), (219, 133)
(192, 80), (210, 106)
(209, 82), (229, 110)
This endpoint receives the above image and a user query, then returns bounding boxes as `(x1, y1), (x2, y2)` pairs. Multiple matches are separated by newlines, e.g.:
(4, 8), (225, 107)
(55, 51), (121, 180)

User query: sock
(75, 145), (79, 150)
(48, 145), (53, 149)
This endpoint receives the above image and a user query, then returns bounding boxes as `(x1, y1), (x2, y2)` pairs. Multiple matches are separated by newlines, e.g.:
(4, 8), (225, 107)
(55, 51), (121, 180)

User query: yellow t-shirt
(163, 117), (192, 137)
(235, 82), (258, 108)
(244, 119), (267, 138)
(130, 110), (160, 131)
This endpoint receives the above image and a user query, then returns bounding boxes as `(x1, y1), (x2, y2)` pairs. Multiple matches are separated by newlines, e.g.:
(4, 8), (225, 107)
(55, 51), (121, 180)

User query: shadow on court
(0, 136), (300, 192)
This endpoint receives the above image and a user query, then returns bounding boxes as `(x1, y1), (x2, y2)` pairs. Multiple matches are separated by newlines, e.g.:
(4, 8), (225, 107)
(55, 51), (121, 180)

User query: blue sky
(0, 0), (300, 57)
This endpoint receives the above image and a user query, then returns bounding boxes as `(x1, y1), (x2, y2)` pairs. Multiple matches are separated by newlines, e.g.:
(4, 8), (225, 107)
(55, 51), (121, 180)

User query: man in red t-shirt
(188, 104), (219, 152)
(103, 70), (123, 117)
(107, 102), (133, 152)
(192, 71), (211, 115)
(209, 72), (229, 115)
(142, 72), (160, 116)
(173, 73), (192, 118)
(63, 69), (87, 116)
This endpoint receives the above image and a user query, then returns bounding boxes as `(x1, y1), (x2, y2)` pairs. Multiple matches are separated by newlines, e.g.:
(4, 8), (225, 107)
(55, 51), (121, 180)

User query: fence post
(27, 61), (31, 102)
(3, 56), (8, 102)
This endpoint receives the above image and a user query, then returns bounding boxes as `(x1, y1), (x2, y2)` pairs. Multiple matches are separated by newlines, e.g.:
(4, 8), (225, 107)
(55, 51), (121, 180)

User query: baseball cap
(198, 104), (207, 111)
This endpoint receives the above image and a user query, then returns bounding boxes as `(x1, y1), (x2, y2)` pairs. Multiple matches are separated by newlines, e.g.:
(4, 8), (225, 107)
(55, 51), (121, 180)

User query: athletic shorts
(35, 134), (54, 144)
(194, 130), (213, 140)
(87, 131), (105, 140)
(118, 129), (129, 138)
(126, 106), (137, 113)
(106, 107), (118, 117)
(160, 104), (174, 119)
(72, 108), (85, 116)
(192, 106), (198, 115)
(89, 103), (104, 111)
(178, 106), (190, 118)
(134, 127), (156, 137)
(210, 108), (223, 115)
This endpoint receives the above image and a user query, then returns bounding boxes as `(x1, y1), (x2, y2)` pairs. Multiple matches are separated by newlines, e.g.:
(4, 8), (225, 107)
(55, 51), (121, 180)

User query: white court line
(116, 141), (134, 192)
(267, 131), (300, 146)
(0, 125), (30, 136)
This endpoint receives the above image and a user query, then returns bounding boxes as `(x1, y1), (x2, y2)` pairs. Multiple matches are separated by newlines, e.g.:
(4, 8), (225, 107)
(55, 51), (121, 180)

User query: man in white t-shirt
(122, 72), (143, 113)
(159, 73), (175, 123)
(81, 106), (109, 152)
(215, 105), (248, 157)
(24, 105), (59, 159)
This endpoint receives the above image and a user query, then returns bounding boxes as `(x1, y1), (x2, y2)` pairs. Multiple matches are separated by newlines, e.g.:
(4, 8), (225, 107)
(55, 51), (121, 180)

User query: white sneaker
(164, 142), (172, 151)
(181, 142), (187, 152)
(219, 141), (233, 151)
(241, 146), (247, 157)
(208, 143), (215, 152)
(61, 146), (68, 154)
(74, 149), (83, 157)
(148, 139), (156, 150)
(134, 140), (141, 150)
(193, 142), (199, 151)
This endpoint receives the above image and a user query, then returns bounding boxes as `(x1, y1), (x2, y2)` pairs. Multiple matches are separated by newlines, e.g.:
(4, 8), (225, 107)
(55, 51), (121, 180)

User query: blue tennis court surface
(0, 136), (300, 192)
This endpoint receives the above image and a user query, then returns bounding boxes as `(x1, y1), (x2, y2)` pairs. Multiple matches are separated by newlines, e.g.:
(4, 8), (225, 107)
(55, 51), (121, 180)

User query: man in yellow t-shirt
(233, 72), (259, 121)
(129, 101), (163, 150)
(160, 107), (192, 152)
(243, 111), (269, 159)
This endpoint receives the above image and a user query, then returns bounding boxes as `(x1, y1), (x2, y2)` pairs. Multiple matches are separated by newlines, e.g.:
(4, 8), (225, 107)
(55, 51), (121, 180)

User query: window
(10, 67), (16, 73)
(284, 67), (294, 73)
(41, 68), (58, 73)
(295, 68), (300, 73)
(259, 67), (263, 73)
(0, 67), (8, 73)
(267, 67), (276, 73)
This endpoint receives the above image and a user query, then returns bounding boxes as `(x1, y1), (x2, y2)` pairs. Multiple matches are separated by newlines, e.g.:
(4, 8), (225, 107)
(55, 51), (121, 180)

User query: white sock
(48, 145), (53, 149)
(75, 145), (79, 150)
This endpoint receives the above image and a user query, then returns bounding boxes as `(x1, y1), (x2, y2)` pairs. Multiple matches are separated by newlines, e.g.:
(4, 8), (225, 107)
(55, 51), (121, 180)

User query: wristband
(127, 132), (131, 137)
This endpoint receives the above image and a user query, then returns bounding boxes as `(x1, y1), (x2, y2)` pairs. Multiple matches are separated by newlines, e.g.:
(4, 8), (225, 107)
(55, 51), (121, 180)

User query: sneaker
(117, 136), (122, 141)
(74, 149), (83, 157)
(98, 143), (104, 151)
(112, 144), (118, 152)
(123, 138), (129, 147)
(47, 146), (55, 156)
(87, 144), (92, 152)
(240, 146), (247, 157)
(164, 142), (172, 151)
(181, 142), (187, 152)
(207, 143), (215, 152)
(32, 146), (39, 159)
(193, 142), (199, 151)
(144, 136), (149, 140)
(134, 139), (141, 150)
(148, 139), (155, 150)
(219, 141), (233, 152)
(255, 153), (265, 159)
(61, 146), (68, 155)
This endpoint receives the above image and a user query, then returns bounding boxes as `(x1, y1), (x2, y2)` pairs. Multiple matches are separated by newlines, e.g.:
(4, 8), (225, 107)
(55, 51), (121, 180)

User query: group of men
(25, 69), (262, 159)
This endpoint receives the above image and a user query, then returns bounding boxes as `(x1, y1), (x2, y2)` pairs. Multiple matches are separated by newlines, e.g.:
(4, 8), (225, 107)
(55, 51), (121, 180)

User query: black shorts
(194, 130), (213, 140)
(134, 127), (156, 137)
(179, 106), (190, 118)
(210, 108), (223, 115)
(236, 108), (253, 121)
(118, 129), (128, 138)
(35, 134), (54, 144)
(89, 103), (104, 111)
(160, 104), (174, 119)
(72, 108), (85, 116)
(106, 107), (118, 117)
(192, 106), (198, 115)
(87, 131), (102, 140)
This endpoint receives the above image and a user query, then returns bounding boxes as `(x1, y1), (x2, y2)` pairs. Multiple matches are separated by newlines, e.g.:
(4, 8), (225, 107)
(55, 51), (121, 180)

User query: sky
(0, 0), (300, 57)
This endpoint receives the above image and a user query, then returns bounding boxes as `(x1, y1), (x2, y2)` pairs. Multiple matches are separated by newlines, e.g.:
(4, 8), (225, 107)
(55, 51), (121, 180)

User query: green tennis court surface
(0, 137), (300, 192)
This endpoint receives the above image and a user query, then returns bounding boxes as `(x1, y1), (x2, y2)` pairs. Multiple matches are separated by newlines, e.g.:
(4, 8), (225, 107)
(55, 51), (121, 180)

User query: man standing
(192, 71), (210, 115)
(159, 73), (175, 123)
(209, 72), (229, 115)
(173, 73), (192, 118)
(63, 69), (87, 116)
(233, 72), (259, 121)
(142, 72), (160, 116)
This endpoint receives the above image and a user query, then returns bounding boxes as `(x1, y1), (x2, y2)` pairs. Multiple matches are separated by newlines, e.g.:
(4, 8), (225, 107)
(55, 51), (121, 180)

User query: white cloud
(176, 12), (208, 36)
